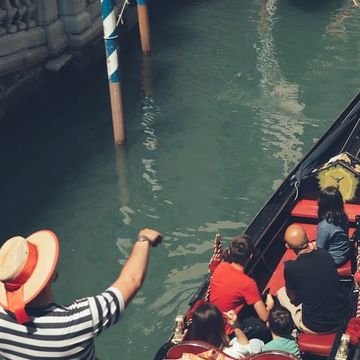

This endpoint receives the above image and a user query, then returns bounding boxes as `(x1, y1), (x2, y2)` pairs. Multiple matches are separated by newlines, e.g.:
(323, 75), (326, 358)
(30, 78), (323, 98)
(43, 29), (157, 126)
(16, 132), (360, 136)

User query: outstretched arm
(112, 228), (162, 306)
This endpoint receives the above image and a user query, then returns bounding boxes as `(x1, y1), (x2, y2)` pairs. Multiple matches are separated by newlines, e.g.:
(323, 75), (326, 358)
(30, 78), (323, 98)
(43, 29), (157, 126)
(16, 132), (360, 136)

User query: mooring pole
(137, 0), (151, 54)
(101, 0), (125, 144)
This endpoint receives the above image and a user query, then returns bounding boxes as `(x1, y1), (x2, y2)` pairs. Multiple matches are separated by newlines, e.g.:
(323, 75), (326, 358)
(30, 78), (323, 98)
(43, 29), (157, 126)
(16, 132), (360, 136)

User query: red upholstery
(166, 341), (237, 359)
(265, 248), (296, 295)
(298, 332), (336, 357)
(291, 199), (360, 223)
(337, 259), (352, 276)
(247, 351), (300, 360)
(299, 223), (317, 241)
(167, 343), (205, 358)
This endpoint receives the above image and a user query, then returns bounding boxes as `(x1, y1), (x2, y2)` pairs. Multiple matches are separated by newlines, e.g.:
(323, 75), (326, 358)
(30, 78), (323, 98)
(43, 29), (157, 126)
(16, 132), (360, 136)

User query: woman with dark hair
(316, 186), (350, 266)
(188, 303), (263, 359)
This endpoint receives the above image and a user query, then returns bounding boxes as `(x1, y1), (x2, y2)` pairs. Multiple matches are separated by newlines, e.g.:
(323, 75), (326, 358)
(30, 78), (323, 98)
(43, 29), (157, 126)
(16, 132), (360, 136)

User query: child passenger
(188, 302), (264, 359)
(263, 306), (300, 357)
(317, 186), (350, 267)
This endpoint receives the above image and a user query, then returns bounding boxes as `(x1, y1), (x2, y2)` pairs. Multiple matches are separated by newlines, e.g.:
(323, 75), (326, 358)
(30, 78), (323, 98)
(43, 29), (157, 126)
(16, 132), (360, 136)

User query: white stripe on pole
(103, 14), (117, 39)
(107, 51), (119, 77)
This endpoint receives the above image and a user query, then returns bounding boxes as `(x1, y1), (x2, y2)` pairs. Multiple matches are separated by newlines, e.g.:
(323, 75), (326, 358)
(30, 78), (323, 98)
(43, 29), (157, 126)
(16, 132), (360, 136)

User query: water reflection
(195, 220), (247, 233)
(254, 0), (306, 183)
(306, 2), (360, 98)
(149, 262), (208, 317)
(114, 57), (163, 226)
(115, 146), (134, 225)
(325, 1), (354, 39)
(140, 56), (163, 196)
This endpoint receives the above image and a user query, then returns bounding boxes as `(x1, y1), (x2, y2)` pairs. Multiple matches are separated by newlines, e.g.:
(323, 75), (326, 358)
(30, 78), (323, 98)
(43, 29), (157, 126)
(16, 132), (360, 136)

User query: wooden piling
(101, 0), (125, 144)
(137, 0), (151, 54)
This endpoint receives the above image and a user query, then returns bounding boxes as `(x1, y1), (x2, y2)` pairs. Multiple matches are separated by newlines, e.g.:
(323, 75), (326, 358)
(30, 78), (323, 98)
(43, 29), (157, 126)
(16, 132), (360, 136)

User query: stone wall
(0, 0), (140, 115)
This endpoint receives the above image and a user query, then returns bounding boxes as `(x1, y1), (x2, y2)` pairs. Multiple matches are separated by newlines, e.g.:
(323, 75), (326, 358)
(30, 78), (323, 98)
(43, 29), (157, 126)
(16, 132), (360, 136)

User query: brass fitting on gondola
(172, 315), (186, 344)
(335, 334), (350, 360)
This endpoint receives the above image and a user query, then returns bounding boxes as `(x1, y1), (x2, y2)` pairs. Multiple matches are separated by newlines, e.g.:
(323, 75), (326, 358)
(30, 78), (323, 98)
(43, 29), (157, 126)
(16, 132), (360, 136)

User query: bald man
(277, 224), (345, 334)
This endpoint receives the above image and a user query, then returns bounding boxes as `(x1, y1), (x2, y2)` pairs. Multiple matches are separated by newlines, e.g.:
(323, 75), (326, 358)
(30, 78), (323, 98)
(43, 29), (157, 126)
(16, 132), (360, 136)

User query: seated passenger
(210, 235), (274, 334)
(278, 224), (346, 334)
(263, 306), (300, 357)
(188, 302), (264, 359)
(317, 186), (350, 267)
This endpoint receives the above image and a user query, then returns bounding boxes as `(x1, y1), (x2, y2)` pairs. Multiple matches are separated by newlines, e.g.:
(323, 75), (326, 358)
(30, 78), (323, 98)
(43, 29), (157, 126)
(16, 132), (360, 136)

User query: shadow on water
(115, 146), (131, 217)
(287, 0), (339, 12)
(0, 23), (156, 241)
(0, 63), (113, 241)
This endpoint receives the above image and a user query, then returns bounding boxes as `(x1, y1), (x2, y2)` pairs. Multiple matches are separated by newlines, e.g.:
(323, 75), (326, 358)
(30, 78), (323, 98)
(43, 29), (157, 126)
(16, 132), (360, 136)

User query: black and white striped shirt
(0, 287), (125, 359)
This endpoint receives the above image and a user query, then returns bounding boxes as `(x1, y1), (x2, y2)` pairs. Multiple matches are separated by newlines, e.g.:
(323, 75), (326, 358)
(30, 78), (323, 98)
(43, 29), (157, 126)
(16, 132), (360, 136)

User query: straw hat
(0, 230), (59, 323)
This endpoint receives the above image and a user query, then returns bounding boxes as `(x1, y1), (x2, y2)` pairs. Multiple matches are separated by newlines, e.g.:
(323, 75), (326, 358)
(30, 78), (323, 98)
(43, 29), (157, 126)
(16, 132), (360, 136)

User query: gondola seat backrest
(336, 259), (352, 277)
(291, 199), (360, 223)
(166, 341), (237, 359)
(246, 351), (300, 360)
(297, 332), (336, 357)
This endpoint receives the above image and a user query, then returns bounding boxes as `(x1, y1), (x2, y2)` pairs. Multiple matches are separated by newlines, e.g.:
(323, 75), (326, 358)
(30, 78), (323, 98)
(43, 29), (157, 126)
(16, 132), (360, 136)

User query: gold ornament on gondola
(316, 153), (360, 201)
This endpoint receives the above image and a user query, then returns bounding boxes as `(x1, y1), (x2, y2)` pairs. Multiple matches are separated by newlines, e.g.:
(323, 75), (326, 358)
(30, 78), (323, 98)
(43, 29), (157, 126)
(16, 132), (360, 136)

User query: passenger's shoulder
(213, 261), (231, 272)
(315, 248), (332, 257)
(315, 248), (338, 262)
(284, 258), (296, 268)
(318, 219), (335, 231)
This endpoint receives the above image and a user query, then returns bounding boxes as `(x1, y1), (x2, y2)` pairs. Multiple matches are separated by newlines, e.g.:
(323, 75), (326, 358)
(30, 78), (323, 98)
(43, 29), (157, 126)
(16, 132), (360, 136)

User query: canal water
(1, 0), (360, 358)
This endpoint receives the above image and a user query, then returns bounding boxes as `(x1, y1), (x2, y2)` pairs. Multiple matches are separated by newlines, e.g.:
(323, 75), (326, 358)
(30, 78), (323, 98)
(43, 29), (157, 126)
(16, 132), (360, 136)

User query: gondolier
(0, 227), (162, 359)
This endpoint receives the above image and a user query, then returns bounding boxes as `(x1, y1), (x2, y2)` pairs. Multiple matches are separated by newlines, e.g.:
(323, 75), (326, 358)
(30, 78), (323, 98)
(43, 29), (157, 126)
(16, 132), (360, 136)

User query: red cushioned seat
(265, 248), (296, 295)
(336, 259), (352, 276)
(299, 223), (317, 241)
(298, 332), (336, 357)
(291, 200), (318, 219)
(166, 341), (237, 359)
(248, 351), (300, 360)
(291, 199), (360, 223)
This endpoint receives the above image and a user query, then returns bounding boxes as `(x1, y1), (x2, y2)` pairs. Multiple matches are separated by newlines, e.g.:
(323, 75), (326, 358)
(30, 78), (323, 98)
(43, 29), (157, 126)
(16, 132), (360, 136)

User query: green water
(2, 0), (360, 358)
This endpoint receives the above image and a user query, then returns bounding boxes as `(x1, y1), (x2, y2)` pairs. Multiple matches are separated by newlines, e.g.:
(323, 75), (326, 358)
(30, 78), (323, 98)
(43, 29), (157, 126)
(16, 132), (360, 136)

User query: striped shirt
(0, 287), (125, 359)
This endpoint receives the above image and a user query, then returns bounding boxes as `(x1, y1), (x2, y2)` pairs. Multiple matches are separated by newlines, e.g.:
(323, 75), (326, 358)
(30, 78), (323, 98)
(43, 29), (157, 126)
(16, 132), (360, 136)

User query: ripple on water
(149, 262), (209, 317)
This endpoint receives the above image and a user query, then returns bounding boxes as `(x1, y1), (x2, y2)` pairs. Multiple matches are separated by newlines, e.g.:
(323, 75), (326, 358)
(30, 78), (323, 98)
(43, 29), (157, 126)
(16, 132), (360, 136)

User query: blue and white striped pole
(101, 0), (125, 144)
(137, 0), (151, 54)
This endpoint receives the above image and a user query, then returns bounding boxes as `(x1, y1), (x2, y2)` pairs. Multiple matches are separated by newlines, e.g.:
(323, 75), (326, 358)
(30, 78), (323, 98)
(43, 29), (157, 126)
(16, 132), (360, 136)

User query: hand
(138, 228), (162, 247)
(223, 310), (238, 327)
(309, 241), (317, 250)
(265, 293), (275, 311)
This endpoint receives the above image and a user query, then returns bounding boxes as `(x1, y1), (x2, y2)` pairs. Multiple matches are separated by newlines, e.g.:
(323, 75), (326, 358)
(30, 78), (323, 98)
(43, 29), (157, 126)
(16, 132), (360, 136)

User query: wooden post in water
(137, 0), (151, 54)
(101, 0), (125, 144)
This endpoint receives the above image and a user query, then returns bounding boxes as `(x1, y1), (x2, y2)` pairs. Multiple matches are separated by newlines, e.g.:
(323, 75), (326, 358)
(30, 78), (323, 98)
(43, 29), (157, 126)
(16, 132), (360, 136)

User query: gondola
(154, 92), (360, 360)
